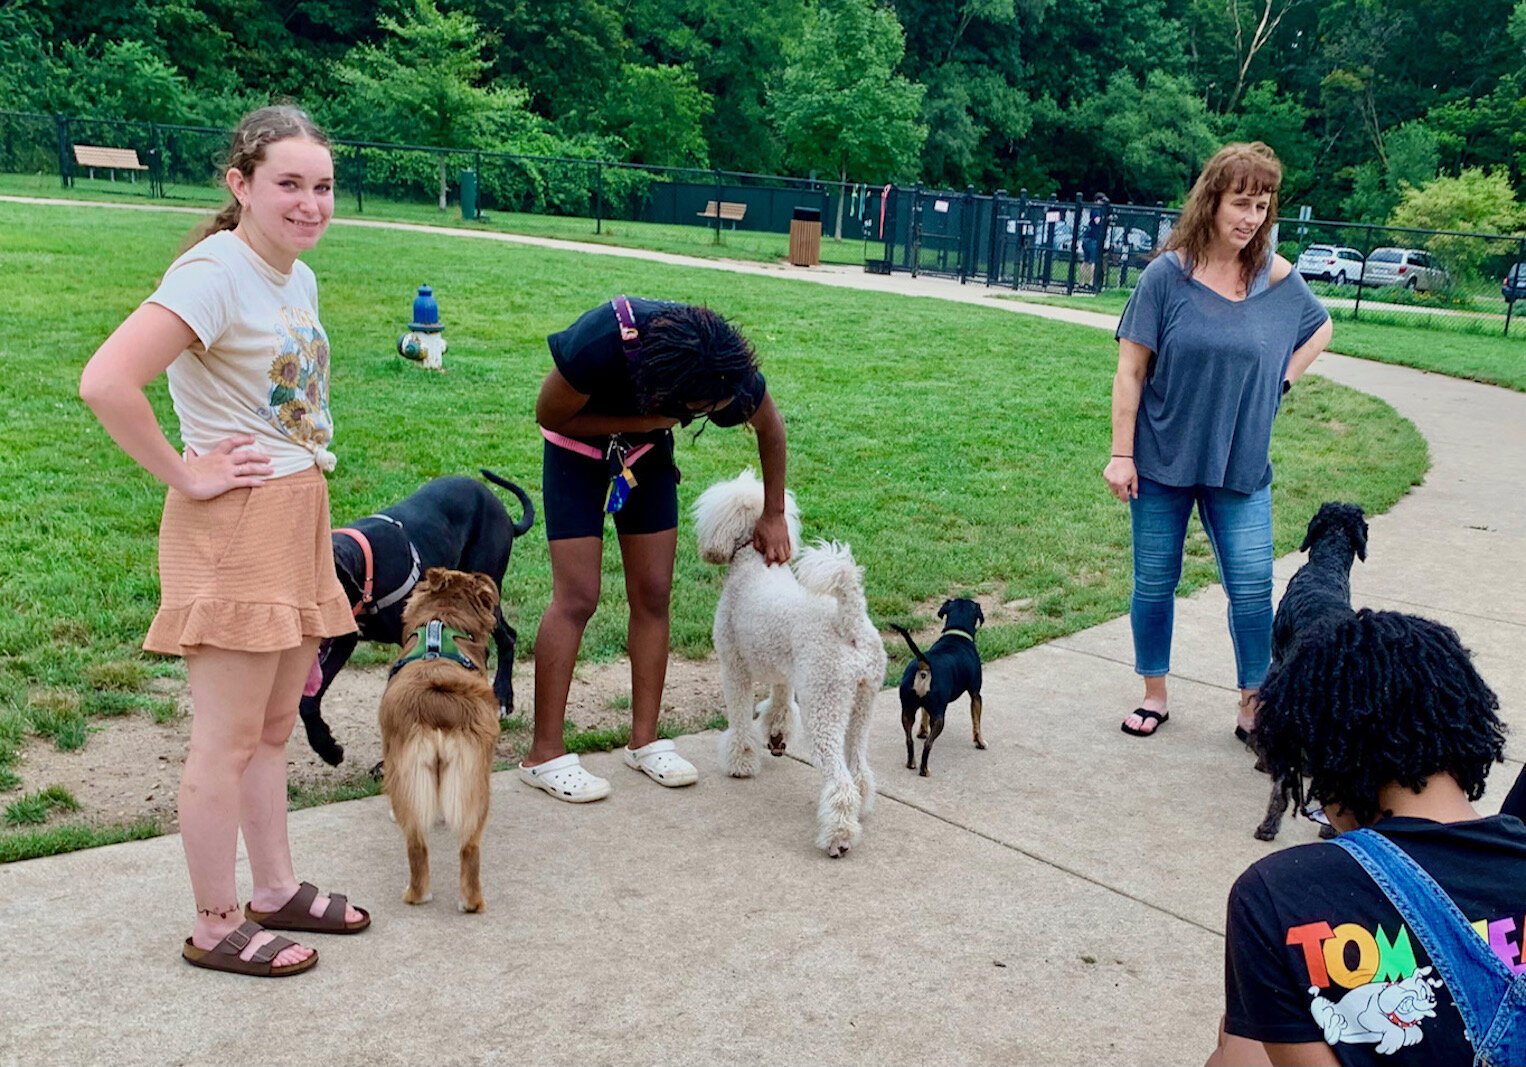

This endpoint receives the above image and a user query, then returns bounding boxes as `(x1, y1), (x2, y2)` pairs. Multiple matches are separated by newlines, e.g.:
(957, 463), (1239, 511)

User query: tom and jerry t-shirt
(1224, 815), (1526, 1065)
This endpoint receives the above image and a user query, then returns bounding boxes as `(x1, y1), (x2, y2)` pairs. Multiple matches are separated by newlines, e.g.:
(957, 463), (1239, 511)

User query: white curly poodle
(693, 470), (886, 858)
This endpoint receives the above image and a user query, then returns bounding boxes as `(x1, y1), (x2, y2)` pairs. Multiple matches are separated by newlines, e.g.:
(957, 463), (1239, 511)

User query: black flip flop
(1120, 708), (1169, 737)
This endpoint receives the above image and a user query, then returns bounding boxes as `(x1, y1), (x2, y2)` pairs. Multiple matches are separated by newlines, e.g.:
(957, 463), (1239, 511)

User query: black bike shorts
(541, 434), (679, 541)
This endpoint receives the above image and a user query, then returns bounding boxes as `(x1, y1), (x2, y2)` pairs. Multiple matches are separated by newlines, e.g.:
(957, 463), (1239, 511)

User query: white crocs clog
(622, 739), (698, 788)
(518, 753), (611, 803)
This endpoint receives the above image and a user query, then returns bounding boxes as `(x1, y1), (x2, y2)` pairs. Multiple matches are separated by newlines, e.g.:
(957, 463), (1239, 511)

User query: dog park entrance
(871, 184), (1174, 295)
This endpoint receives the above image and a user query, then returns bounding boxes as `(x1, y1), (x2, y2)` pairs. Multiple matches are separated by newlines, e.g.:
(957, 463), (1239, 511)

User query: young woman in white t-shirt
(80, 106), (368, 978)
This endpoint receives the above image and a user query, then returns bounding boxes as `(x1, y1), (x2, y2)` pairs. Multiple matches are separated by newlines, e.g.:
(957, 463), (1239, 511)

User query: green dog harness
(389, 620), (479, 679)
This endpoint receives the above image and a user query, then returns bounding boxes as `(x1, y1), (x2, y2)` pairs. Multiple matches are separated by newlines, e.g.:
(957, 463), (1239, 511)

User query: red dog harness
(332, 514), (421, 618)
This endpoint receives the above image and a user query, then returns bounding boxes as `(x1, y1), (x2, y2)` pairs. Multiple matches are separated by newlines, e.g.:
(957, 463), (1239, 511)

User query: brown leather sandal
(243, 881), (371, 934)
(181, 921), (318, 978)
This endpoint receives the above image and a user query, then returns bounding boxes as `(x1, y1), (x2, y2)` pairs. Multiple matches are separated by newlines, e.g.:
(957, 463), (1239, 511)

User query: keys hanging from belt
(605, 436), (639, 514)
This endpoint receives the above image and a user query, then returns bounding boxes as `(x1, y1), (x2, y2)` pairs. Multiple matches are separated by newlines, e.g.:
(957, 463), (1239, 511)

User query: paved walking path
(3, 199), (1522, 1067)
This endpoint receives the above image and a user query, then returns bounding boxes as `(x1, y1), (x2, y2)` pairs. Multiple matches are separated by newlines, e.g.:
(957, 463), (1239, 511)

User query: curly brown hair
(189, 105), (330, 247)
(1160, 142), (1282, 294)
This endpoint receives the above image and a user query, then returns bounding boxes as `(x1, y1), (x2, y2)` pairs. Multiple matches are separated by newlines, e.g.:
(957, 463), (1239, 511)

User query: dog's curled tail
(796, 540), (869, 638)
(889, 624), (933, 696)
(480, 469), (537, 537)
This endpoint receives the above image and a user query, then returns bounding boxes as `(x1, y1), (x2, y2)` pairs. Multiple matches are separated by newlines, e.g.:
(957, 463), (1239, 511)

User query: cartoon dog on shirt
(1308, 967), (1444, 1056)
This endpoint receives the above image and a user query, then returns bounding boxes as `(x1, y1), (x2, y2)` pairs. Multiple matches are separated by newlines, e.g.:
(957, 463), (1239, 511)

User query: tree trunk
(438, 159), (447, 211)
(1225, 0), (1305, 113)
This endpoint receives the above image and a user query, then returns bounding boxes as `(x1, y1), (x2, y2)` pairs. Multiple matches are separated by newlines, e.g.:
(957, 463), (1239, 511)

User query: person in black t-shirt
(519, 299), (790, 803)
(1207, 610), (1525, 1067)
(1502, 763), (1526, 821)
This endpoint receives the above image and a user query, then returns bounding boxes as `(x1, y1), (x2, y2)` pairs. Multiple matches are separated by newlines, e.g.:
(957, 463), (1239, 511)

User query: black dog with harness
(890, 597), (986, 777)
(299, 469), (534, 766)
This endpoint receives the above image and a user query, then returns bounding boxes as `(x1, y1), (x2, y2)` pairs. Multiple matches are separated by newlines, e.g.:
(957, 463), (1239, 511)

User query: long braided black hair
(632, 305), (758, 431)
(1256, 609), (1506, 826)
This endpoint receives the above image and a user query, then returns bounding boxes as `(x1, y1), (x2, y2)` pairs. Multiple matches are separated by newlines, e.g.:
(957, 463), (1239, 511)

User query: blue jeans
(1335, 830), (1526, 1066)
(1129, 478), (1273, 689)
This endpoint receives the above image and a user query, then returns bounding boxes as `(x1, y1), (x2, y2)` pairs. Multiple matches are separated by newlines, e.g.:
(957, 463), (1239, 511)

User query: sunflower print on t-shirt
(259, 307), (333, 450)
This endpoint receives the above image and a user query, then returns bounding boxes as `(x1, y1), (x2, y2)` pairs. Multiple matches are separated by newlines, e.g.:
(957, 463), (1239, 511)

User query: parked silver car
(1503, 262), (1526, 303)
(1360, 247), (1451, 291)
(1295, 244), (1364, 285)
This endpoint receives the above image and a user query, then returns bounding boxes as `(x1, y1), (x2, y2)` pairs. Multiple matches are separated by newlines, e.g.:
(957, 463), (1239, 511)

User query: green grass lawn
(0, 199), (1428, 857)
(996, 289), (1526, 393)
(0, 171), (869, 266)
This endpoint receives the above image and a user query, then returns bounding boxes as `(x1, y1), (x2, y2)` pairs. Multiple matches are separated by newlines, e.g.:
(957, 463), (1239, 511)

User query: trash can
(460, 169), (479, 221)
(789, 206), (822, 267)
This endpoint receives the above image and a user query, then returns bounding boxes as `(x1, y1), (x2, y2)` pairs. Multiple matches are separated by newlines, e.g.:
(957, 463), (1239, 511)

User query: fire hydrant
(398, 284), (447, 371)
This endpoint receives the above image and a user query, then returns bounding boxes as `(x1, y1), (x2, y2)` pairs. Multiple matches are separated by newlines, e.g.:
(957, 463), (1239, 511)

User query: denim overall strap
(1334, 829), (1526, 1066)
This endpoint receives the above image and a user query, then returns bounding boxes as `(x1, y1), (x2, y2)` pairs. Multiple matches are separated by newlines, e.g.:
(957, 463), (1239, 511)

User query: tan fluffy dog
(378, 567), (500, 913)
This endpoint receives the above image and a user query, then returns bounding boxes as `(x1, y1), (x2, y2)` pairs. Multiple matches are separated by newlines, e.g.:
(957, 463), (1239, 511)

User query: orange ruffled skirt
(144, 466), (357, 656)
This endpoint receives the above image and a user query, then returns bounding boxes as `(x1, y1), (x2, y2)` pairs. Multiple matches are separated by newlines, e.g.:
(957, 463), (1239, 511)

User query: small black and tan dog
(1254, 501), (1368, 841)
(300, 469), (534, 766)
(890, 598), (985, 777)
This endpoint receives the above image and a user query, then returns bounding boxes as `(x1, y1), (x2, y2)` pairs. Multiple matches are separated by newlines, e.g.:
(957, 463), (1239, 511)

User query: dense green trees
(771, 0), (926, 236)
(2, 0), (1523, 225)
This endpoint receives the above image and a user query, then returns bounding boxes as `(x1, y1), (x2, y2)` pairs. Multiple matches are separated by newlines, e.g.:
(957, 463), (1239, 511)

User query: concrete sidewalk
(3, 201), (1523, 1066)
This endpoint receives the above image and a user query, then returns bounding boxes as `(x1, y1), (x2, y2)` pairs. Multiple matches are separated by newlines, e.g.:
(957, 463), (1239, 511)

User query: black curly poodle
(1255, 608), (1506, 835)
(1253, 501), (1368, 840)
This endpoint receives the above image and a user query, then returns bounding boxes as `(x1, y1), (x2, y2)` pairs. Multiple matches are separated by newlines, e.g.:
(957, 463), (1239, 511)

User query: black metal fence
(0, 110), (868, 248)
(871, 184), (1526, 336)
(6, 110), (1524, 335)
(1275, 217), (1526, 338)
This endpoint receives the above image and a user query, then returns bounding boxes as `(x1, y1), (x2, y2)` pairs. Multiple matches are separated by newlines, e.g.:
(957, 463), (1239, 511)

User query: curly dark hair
(1256, 609), (1506, 826)
(632, 305), (758, 425)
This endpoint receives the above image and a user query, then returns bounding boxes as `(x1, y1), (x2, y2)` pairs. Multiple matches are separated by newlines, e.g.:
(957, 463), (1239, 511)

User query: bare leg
(525, 537), (602, 766)
(182, 647), (309, 967)
(242, 638), (364, 925)
(618, 529), (677, 751)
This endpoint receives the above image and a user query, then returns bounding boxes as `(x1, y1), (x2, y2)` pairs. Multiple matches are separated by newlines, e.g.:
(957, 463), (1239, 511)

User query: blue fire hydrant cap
(411, 284), (443, 332)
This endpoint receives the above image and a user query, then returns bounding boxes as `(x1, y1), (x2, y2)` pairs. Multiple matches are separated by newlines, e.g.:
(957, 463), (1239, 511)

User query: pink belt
(540, 426), (654, 466)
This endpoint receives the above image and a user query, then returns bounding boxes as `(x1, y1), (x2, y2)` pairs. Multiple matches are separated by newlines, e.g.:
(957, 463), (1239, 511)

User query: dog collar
(389, 620), (479, 679)
(941, 628), (976, 642)
(335, 514), (421, 617)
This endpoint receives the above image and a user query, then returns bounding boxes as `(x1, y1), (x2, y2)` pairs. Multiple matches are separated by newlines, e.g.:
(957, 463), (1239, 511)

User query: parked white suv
(1360, 247), (1451, 291)
(1296, 244), (1364, 285)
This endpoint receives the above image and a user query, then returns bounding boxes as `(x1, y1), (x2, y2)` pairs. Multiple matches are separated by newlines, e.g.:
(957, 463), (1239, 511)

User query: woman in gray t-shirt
(1104, 142), (1332, 740)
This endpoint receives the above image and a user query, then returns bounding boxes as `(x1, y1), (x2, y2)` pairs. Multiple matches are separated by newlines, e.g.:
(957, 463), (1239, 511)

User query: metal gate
(872, 186), (1180, 294)
(907, 186), (976, 280)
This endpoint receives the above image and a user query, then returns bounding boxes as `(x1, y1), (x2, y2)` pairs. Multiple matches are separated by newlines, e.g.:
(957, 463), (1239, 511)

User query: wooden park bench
(72, 145), (148, 182)
(696, 200), (747, 228)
